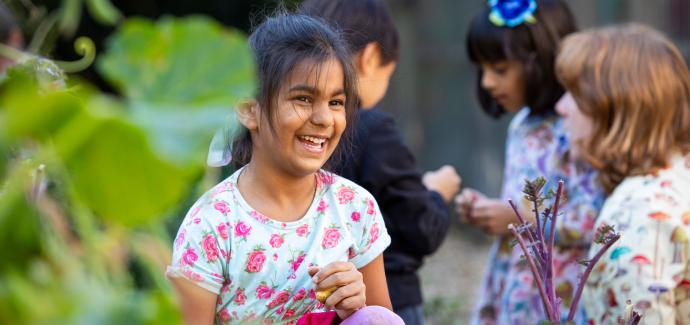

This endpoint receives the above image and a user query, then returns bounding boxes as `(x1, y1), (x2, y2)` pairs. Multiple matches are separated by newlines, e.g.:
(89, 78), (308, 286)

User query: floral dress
(583, 154), (690, 324)
(167, 168), (391, 324)
(472, 108), (606, 325)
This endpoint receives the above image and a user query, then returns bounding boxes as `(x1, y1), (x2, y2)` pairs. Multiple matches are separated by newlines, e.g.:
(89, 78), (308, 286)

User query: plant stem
(509, 224), (557, 322)
(567, 233), (621, 321)
(547, 180), (564, 317)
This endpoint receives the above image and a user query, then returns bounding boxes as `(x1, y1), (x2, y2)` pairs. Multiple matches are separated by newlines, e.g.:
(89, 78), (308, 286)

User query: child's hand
(309, 262), (366, 320)
(422, 165), (461, 202)
(454, 188), (484, 220)
(456, 189), (517, 235)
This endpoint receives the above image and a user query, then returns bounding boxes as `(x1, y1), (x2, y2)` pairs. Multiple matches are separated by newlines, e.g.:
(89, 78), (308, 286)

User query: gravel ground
(418, 223), (494, 324)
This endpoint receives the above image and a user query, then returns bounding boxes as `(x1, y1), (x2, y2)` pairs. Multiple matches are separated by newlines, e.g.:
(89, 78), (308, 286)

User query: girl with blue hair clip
(456, 0), (606, 323)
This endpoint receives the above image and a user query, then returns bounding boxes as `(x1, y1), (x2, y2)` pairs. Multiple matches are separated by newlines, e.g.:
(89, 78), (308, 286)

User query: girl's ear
(356, 42), (383, 78)
(237, 99), (260, 131)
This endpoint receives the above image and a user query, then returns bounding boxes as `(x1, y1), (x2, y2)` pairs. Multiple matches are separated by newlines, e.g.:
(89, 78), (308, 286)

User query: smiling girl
(166, 12), (402, 324)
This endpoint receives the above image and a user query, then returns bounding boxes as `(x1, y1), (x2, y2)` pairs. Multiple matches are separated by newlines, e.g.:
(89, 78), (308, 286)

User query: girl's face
(480, 60), (526, 113)
(555, 91), (593, 159)
(252, 57), (347, 177)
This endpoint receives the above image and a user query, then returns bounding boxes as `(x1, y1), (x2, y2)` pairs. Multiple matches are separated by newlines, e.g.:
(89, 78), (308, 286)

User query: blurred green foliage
(0, 11), (254, 325)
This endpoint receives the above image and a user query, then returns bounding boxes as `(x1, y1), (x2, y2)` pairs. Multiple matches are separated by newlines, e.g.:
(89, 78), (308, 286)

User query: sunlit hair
(556, 24), (690, 193)
(466, 0), (577, 118)
(231, 12), (358, 170)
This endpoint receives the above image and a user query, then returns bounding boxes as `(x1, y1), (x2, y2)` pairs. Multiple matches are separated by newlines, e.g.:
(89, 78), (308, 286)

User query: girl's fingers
(316, 269), (362, 291)
(326, 281), (366, 310)
(310, 262), (356, 287)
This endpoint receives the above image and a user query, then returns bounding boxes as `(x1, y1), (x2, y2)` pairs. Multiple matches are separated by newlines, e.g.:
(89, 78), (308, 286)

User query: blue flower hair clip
(488, 0), (537, 28)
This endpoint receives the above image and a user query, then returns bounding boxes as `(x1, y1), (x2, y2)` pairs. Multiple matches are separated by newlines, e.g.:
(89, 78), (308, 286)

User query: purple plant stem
(508, 200), (546, 261)
(546, 180), (564, 317)
(509, 224), (557, 322)
(567, 233), (621, 322)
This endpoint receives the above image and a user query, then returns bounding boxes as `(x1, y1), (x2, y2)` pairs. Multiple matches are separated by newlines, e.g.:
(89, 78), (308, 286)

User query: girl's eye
(329, 99), (345, 108)
(294, 96), (312, 104)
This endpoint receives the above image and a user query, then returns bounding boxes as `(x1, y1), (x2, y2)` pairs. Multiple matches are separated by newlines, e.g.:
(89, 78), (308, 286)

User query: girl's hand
(454, 188), (485, 220)
(466, 196), (518, 235)
(309, 262), (366, 320)
(456, 188), (518, 235)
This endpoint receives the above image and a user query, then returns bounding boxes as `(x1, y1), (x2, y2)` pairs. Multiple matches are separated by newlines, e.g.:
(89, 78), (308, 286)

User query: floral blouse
(472, 108), (606, 325)
(167, 168), (391, 324)
(583, 154), (690, 324)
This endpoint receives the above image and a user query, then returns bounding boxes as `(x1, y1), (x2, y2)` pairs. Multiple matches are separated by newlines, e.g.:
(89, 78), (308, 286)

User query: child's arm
(169, 277), (218, 324)
(358, 253), (392, 308)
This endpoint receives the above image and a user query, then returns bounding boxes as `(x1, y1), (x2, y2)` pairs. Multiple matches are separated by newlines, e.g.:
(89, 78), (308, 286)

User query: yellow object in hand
(315, 286), (337, 303)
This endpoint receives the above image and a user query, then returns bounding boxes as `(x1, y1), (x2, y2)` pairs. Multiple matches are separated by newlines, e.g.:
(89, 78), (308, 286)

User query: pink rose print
(370, 222), (380, 244)
(174, 229), (186, 249)
(235, 221), (252, 239)
(190, 205), (201, 219)
(322, 228), (341, 249)
(234, 288), (247, 305)
(245, 248), (266, 273)
(202, 234), (220, 262)
(219, 309), (232, 322)
(308, 289), (316, 300)
(273, 253), (279, 261)
(291, 254), (305, 272)
(256, 283), (275, 299)
(276, 306), (285, 314)
(182, 269), (203, 282)
(221, 279), (232, 294)
(337, 187), (356, 204)
(217, 222), (229, 240)
(288, 253), (306, 279)
(267, 290), (291, 308)
(351, 212), (360, 222)
(293, 288), (307, 301)
(296, 224), (309, 237)
(282, 309), (296, 320)
(366, 199), (376, 215)
(316, 199), (328, 214)
(194, 217), (201, 224)
(214, 200), (231, 215)
(269, 234), (285, 248)
(251, 210), (270, 223)
(182, 247), (198, 266)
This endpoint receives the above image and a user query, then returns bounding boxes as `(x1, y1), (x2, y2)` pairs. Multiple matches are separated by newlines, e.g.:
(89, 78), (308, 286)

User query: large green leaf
(97, 16), (255, 166)
(1, 77), (193, 227)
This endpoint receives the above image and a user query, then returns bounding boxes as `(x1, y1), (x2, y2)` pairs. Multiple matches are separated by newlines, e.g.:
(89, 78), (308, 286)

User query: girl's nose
(310, 102), (334, 127)
(481, 71), (497, 91)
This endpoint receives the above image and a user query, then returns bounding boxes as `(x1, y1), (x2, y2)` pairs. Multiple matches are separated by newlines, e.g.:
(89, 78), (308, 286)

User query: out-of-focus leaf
(0, 169), (43, 273)
(98, 16), (255, 166)
(85, 0), (122, 26)
(60, 116), (192, 226)
(2, 74), (194, 227)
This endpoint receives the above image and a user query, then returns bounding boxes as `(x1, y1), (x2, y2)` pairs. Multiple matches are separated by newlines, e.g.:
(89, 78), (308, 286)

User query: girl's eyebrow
(288, 84), (346, 97)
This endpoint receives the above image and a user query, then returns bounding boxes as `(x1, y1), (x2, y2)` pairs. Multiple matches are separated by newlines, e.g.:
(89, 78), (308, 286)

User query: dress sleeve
(166, 195), (232, 294)
(347, 192), (392, 269)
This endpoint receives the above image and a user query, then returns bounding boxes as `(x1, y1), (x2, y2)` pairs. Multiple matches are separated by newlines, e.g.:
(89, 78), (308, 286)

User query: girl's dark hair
(298, 0), (400, 65)
(466, 0), (577, 118)
(231, 12), (358, 169)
